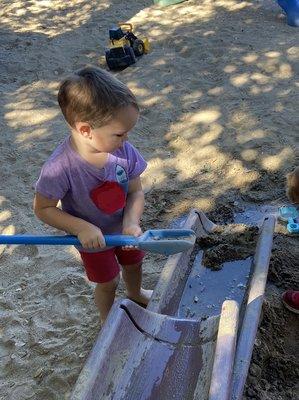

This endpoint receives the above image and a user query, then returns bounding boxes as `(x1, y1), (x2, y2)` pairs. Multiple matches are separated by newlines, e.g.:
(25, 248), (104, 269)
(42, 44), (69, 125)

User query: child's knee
(97, 275), (120, 292)
(122, 262), (142, 273)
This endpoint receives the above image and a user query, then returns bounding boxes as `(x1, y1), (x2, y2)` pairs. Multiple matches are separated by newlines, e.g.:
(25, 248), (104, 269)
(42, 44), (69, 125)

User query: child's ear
(75, 122), (92, 139)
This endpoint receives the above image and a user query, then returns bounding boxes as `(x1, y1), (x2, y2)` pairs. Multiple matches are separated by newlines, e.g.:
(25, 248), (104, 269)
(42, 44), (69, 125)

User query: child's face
(90, 105), (139, 153)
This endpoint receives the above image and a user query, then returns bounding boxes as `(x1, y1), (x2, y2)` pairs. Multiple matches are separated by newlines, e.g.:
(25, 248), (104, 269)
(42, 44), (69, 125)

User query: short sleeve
(35, 159), (70, 200)
(124, 142), (147, 180)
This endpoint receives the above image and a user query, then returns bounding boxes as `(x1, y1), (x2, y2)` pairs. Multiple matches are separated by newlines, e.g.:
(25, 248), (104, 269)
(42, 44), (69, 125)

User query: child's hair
(57, 66), (139, 129)
(286, 166), (299, 203)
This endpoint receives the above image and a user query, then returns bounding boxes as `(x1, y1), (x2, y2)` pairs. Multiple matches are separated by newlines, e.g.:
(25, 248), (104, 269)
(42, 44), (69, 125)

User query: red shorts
(79, 247), (145, 283)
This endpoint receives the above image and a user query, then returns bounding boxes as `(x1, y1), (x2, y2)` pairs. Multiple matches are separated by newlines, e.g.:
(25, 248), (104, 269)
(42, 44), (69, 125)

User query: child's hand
(122, 224), (142, 237)
(122, 224), (142, 250)
(77, 224), (106, 249)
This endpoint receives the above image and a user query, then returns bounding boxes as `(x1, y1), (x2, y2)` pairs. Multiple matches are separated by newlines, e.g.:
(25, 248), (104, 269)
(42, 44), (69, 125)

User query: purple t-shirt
(35, 136), (147, 235)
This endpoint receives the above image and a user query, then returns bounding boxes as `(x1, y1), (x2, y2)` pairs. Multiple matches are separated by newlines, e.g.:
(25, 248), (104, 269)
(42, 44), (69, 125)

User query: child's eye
(115, 133), (127, 138)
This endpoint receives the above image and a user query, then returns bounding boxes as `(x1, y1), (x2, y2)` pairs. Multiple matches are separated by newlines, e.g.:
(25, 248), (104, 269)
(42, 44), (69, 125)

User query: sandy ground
(245, 236), (299, 400)
(0, 0), (298, 399)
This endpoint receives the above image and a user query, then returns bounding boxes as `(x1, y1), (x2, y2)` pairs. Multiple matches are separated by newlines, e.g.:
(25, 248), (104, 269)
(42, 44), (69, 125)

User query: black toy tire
(132, 39), (145, 57)
(105, 47), (136, 70)
(124, 46), (137, 64)
(105, 50), (116, 70)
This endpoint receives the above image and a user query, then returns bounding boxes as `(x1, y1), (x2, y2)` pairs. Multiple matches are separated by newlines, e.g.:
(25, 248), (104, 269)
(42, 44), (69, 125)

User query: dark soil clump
(197, 224), (258, 269)
(207, 202), (235, 224)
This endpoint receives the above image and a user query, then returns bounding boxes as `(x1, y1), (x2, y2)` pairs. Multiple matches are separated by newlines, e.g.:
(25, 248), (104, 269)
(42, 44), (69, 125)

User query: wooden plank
(122, 299), (202, 345)
(70, 299), (136, 400)
(231, 215), (276, 400)
(208, 300), (239, 400)
(71, 299), (214, 400)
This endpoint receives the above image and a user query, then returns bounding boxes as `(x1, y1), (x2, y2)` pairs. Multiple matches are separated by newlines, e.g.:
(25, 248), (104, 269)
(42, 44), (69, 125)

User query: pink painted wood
(209, 300), (239, 400)
(71, 299), (206, 400)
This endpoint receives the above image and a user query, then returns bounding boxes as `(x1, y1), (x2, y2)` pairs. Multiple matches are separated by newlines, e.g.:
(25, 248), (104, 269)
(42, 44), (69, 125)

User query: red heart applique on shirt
(90, 181), (126, 215)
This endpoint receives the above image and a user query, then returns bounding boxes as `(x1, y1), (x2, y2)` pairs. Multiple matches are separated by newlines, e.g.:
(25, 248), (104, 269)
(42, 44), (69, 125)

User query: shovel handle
(0, 229), (196, 255)
(0, 234), (138, 247)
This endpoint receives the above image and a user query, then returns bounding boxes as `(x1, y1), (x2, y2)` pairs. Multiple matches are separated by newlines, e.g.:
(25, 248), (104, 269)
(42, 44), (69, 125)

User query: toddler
(34, 66), (152, 323)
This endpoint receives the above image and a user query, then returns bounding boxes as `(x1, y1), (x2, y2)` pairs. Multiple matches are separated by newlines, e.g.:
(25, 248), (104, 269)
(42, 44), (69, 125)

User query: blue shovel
(0, 229), (196, 255)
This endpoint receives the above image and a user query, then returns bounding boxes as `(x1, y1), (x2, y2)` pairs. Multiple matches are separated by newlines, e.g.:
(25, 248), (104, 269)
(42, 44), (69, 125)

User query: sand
(0, 0), (298, 399)
(244, 233), (299, 400)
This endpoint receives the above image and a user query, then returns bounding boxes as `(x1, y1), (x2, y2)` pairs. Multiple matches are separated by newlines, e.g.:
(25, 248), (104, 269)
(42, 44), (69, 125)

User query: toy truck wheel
(105, 50), (116, 70)
(132, 39), (145, 56)
(124, 46), (137, 64)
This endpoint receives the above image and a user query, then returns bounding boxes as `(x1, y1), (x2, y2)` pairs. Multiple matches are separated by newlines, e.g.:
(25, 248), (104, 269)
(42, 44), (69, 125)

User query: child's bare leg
(122, 263), (152, 305)
(94, 275), (120, 323)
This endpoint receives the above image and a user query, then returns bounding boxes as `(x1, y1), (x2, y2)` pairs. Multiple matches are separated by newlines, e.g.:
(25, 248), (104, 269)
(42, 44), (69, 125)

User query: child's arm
(122, 177), (145, 236)
(33, 193), (105, 249)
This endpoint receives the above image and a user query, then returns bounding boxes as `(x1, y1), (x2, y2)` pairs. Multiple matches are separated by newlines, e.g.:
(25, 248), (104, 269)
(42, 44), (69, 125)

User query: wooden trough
(71, 209), (276, 400)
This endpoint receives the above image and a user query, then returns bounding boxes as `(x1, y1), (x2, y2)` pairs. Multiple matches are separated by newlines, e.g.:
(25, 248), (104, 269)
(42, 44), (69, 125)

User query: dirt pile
(245, 232), (299, 400)
(197, 224), (258, 270)
(245, 287), (299, 400)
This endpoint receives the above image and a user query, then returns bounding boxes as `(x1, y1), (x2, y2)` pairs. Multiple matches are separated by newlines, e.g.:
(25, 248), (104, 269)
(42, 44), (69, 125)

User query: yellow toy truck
(105, 23), (150, 70)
